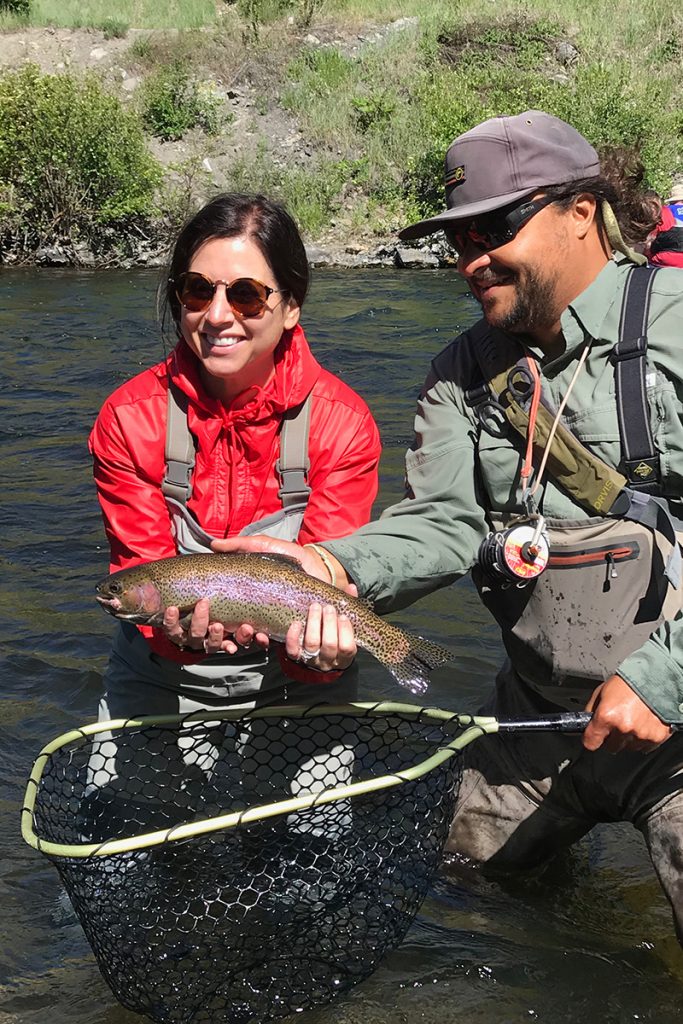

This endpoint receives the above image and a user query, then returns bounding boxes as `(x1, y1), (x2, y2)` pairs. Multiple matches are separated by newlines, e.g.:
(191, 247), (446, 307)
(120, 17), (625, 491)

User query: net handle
(22, 704), (679, 859)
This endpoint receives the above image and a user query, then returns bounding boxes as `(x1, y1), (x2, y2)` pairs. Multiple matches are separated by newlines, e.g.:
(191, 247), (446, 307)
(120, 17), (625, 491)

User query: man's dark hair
(543, 145), (661, 246)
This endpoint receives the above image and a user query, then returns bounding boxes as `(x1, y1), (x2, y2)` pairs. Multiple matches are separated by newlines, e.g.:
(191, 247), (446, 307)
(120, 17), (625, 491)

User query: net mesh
(29, 708), (462, 1024)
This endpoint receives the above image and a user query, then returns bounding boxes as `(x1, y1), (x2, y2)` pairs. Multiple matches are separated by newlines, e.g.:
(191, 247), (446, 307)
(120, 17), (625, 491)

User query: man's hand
(583, 674), (673, 754)
(211, 534), (351, 588)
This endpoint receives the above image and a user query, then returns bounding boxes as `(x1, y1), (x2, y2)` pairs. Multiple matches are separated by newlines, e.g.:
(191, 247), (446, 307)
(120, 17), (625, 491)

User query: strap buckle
(610, 335), (647, 362)
(276, 461), (311, 505)
(164, 459), (193, 499)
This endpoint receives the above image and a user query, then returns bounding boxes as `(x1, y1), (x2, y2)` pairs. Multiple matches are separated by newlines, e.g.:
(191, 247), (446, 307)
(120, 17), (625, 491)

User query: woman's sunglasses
(173, 272), (284, 319)
(444, 195), (556, 254)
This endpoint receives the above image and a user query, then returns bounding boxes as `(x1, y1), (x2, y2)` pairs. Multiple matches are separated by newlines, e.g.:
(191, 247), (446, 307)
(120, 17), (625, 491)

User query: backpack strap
(162, 381), (195, 503)
(612, 265), (661, 493)
(469, 328), (629, 515)
(161, 383), (313, 511)
(276, 394), (312, 508)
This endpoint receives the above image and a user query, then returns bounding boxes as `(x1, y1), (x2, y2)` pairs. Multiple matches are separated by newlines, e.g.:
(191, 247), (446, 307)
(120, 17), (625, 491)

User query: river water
(1, 267), (682, 1024)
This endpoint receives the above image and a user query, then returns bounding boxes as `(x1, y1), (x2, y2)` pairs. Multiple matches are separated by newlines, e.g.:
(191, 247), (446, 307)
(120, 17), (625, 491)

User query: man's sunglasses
(444, 195), (556, 254)
(173, 272), (285, 318)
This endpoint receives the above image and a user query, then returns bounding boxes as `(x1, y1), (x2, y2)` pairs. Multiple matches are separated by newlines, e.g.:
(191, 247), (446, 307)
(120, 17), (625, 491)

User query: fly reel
(478, 522), (550, 587)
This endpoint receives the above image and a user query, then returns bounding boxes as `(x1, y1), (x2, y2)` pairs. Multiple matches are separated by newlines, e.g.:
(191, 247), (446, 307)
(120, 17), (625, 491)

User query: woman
(89, 192), (381, 720)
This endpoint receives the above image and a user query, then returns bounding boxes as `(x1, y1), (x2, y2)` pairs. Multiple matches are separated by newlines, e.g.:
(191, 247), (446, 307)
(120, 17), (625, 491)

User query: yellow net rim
(21, 701), (499, 859)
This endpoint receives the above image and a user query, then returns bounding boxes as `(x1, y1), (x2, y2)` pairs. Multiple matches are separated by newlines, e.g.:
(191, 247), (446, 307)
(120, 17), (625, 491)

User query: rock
(72, 242), (97, 267)
(305, 244), (334, 266)
(35, 245), (70, 266)
(555, 41), (579, 66)
(387, 17), (419, 33)
(393, 246), (440, 268)
(89, 47), (107, 61)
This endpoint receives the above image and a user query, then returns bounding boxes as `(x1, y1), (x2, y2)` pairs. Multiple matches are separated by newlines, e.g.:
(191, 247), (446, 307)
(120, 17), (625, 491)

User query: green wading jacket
(326, 257), (683, 723)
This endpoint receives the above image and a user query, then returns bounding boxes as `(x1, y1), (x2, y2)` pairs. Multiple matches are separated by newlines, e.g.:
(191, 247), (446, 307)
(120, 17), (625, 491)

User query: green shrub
(404, 21), (681, 219)
(226, 141), (351, 237)
(0, 65), (162, 257)
(351, 91), (395, 133)
(0, 0), (30, 13)
(99, 17), (128, 39)
(139, 60), (224, 141)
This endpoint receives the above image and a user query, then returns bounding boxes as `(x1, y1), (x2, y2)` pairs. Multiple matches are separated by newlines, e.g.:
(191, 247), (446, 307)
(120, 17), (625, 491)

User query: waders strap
(469, 329), (628, 515)
(611, 488), (683, 587)
(276, 394), (312, 508)
(612, 265), (661, 492)
(163, 382), (195, 503)
(161, 384), (313, 511)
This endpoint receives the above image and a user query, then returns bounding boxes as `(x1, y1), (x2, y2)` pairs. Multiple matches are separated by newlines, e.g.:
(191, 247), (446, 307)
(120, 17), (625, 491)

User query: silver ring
(203, 638), (211, 654)
(299, 646), (321, 664)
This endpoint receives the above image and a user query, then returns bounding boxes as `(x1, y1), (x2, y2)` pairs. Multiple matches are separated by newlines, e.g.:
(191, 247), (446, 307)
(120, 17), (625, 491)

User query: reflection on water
(1, 267), (681, 1024)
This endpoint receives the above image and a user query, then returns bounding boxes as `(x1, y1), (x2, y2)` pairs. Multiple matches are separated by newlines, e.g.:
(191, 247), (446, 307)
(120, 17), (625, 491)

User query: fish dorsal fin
(358, 595), (374, 611)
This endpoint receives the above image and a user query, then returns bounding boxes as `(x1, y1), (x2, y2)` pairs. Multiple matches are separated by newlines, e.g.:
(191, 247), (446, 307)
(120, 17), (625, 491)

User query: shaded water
(1, 267), (682, 1023)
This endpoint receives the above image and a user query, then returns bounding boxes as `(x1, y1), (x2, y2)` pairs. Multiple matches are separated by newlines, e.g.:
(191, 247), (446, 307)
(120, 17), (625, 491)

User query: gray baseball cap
(399, 110), (601, 240)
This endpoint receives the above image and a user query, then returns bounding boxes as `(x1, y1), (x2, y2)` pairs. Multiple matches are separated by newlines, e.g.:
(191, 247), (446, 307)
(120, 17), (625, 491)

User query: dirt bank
(0, 20), (448, 269)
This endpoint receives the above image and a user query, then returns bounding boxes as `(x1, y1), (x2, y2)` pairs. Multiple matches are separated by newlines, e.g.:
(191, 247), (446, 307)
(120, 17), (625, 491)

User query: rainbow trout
(95, 552), (453, 695)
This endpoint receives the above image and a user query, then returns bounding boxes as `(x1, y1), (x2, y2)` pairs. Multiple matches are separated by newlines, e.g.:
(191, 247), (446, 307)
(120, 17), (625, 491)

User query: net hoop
(22, 700), (498, 859)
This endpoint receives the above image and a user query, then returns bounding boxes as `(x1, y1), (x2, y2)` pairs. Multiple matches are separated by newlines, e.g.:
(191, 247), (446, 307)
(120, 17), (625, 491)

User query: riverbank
(1, 1), (682, 268)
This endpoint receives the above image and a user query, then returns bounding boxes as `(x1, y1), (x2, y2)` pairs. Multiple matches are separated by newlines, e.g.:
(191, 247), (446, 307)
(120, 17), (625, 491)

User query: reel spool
(478, 523), (550, 586)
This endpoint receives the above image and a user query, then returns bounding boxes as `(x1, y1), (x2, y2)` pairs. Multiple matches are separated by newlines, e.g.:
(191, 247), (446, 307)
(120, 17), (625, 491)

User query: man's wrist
(303, 543), (350, 590)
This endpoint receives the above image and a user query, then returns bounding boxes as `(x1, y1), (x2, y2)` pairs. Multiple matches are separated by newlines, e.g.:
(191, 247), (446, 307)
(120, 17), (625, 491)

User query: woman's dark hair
(543, 145), (662, 245)
(161, 193), (310, 337)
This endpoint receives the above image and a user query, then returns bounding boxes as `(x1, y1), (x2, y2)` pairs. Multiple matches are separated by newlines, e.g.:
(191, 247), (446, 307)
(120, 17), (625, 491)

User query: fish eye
(109, 581), (123, 594)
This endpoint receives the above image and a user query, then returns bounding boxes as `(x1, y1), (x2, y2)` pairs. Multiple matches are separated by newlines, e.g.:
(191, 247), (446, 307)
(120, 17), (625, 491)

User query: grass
(0, 0), (218, 30)
(2, 0), (683, 255)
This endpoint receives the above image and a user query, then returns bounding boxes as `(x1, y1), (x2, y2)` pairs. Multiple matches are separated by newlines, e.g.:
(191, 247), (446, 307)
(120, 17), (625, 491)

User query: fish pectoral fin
(177, 607), (198, 629)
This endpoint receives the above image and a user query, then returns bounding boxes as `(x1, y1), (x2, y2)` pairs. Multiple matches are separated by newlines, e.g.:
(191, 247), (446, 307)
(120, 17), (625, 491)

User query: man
(200, 110), (683, 938)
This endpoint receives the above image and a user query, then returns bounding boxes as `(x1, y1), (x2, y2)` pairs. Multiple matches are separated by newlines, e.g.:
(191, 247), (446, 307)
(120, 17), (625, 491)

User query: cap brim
(398, 186), (539, 240)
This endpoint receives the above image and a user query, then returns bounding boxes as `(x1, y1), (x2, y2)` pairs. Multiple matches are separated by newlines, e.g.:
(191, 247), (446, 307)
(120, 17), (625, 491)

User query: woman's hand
(162, 536), (359, 669)
(285, 594), (358, 673)
(162, 598), (257, 655)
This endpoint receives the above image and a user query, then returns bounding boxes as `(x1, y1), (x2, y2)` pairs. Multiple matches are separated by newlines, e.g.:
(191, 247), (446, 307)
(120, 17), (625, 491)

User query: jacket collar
(168, 323), (321, 423)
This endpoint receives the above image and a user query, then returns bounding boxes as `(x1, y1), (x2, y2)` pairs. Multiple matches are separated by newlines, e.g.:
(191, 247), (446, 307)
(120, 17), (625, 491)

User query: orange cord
(520, 356), (542, 496)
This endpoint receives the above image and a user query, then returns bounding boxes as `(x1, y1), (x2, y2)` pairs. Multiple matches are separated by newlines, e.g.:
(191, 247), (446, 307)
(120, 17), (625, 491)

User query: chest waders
(159, 381), (313, 680)
(466, 266), (683, 707)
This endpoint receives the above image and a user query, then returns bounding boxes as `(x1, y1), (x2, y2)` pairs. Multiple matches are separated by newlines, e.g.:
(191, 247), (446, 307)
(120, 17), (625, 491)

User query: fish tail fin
(389, 636), (454, 696)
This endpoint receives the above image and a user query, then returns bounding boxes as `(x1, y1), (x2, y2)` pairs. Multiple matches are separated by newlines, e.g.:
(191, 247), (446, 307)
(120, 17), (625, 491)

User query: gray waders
(453, 267), (683, 939)
(93, 386), (357, 834)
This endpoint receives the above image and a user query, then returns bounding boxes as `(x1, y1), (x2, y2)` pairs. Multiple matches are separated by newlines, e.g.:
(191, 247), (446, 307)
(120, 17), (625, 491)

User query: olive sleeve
(325, 342), (489, 614)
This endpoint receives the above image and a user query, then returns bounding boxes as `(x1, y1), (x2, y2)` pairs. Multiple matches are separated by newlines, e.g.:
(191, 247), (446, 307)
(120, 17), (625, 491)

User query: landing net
(23, 703), (472, 1024)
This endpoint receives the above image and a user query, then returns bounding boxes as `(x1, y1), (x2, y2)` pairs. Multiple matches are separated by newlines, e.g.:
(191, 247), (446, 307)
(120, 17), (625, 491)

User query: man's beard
(482, 265), (561, 335)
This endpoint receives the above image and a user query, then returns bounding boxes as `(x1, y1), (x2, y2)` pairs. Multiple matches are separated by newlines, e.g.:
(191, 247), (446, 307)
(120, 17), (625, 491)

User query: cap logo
(445, 164), (466, 188)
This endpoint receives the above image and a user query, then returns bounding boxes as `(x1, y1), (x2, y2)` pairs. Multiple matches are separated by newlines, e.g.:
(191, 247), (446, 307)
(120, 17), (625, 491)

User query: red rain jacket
(647, 204), (683, 268)
(89, 324), (381, 670)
